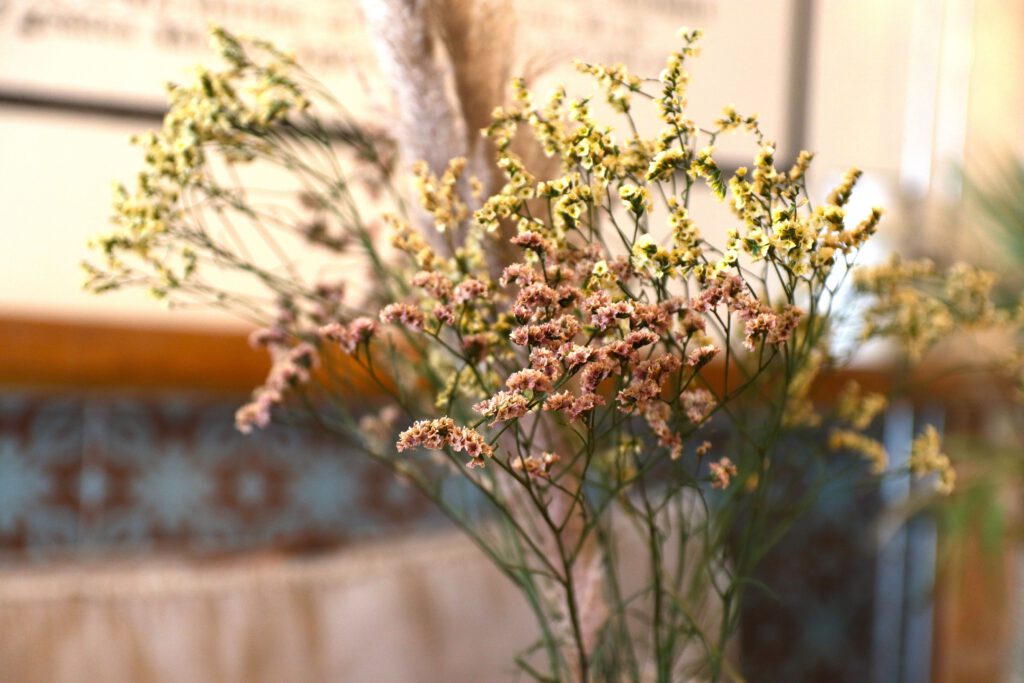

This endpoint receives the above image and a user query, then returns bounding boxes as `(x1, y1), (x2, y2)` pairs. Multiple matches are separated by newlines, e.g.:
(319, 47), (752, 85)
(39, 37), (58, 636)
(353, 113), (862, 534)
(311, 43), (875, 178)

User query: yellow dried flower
(618, 184), (650, 216)
(646, 148), (686, 182)
(827, 168), (862, 207)
(829, 429), (888, 475)
(413, 157), (469, 234)
(836, 382), (888, 430)
(909, 425), (956, 495)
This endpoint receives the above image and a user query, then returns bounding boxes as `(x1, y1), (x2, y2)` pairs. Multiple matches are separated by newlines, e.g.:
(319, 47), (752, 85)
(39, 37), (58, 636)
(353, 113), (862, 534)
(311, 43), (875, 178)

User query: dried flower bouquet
(84, 25), (1018, 682)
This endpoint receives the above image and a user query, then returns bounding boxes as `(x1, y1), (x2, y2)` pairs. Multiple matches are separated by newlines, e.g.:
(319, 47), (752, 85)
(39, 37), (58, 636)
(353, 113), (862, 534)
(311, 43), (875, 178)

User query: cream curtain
(0, 532), (536, 683)
(0, 507), (721, 682)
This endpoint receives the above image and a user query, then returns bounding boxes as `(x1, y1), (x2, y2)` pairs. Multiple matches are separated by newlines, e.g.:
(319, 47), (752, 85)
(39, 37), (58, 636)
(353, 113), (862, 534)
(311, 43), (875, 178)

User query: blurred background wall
(3, 0), (1020, 329)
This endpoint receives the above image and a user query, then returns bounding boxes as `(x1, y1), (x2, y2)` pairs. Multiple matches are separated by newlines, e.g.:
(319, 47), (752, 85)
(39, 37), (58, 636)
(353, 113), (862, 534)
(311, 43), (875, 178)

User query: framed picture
(0, 0), (811, 161)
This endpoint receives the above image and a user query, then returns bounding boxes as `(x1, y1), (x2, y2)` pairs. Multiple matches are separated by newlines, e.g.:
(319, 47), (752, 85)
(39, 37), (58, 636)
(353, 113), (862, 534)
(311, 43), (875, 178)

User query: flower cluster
(85, 26), (1005, 682)
(413, 158), (470, 234)
(83, 28), (314, 299)
(836, 381), (887, 430)
(380, 302), (426, 331)
(320, 317), (377, 354)
(908, 425), (956, 495)
(358, 28), (924, 484)
(854, 256), (1009, 360)
(511, 451), (560, 478)
(235, 340), (317, 434)
(396, 417), (493, 467)
(708, 457), (738, 490)
(829, 429), (888, 475)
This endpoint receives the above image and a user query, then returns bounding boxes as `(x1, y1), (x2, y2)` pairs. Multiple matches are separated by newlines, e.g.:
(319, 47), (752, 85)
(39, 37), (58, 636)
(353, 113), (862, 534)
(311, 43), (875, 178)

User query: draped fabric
(0, 532), (536, 683)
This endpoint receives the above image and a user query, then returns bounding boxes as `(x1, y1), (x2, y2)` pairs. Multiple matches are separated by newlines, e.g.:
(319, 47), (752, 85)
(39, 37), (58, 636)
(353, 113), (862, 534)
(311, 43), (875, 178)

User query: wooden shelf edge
(0, 315), (268, 394)
(0, 314), (1002, 406)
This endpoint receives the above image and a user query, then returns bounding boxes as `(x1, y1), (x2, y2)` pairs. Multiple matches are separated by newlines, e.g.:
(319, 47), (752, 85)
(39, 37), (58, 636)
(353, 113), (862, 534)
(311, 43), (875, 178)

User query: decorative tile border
(0, 391), (945, 680)
(0, 393), (437, 559)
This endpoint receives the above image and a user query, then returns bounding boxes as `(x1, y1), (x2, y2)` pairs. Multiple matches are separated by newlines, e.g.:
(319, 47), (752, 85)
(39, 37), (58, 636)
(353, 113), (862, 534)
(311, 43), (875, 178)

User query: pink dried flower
(618, 355), (680, 412)
(709, 457), (738, 489)
(686, 344), (719, 367)
(546, 263), (579, 285)
(510, 230), (553, 255)
(662, 297), (686, 313)
(692, 285), (724, 313)
(510, 315), (581, 348)
(742, 311), (777, 351)
(511, 451), (559, 478)
(769, 305), (803, 345)
(506, 368), (553, 393)
(543, 391), (575, 412)
(642, 402), (683, 459)
(559, 343), (593, 369)
(681, 388), (716, 425)
(667, 439), (684, 461)
(555, 284), (580, 308)
(453, 278), (489, 304)
(248, 327), (287, 349)
(509, 326), (531, 346)
(542, 390), (605, 421)
(380, 302), (425, 331)
(722, 275), (746, 299)
(277, 342), (317, 384)
(235, 340), (319, 434)
(618, 381), (658, 412)
(624, 329), (660, 349)
(433, 304), (456, 326)
(500, 263), (540, 287)
(448, 426), (493, 460)
(529, 347), (562, 380)
(349, 317), (377, 342)
(397, 417), (456, 452)
(473, 390), (530, 423)
(631, 302), (673, 334)
(583, 292), (634, 330)
(412, 271), (453, 300)
(566, 392), (605, 421)
(274, 364), (304, 387)
(580, 355), (618, 393)
(235, 387), (282, 434)
(732, 299), (802, 351)
(730, 292), (761, 321)
(288, 342), (315, 367)
(602, 340), (640, 366)
(311, 281), (346, 324)
(637, 354), (682, 381)
(318, 322), (345, 342)
(608, 256), (634, 281)
(679, 308), (706, 335)
(582, 290), (610, 311)
(513, 282), (560, 322)
(695, 276), (748, 314)
(397, 417), (494, 467)
(320, 317), (377, 354)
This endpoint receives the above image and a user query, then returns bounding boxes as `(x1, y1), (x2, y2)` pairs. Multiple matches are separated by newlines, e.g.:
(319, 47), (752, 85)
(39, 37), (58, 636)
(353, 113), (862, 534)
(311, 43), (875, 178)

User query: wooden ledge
(0, 315), (268, 394)
(0, 315), (1009, 408)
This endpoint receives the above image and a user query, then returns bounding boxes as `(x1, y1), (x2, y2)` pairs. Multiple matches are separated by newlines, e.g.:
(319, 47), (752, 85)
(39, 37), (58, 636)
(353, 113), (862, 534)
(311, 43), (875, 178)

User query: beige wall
(0, 0), (1018, 329)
